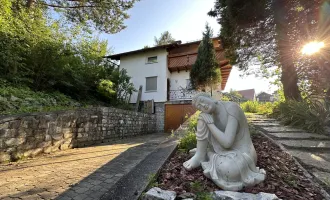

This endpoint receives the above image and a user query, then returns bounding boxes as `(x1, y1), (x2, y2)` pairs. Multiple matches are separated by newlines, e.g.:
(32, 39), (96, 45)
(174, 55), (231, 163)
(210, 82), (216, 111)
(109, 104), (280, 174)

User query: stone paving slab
(288, 150), (330, 172)
(279, 140), (330, 150)
(312, 170), (330, 187)
(260, 126), (303, 133)
(251, 122), (282, 126)
(267, 132), (330, 140)
(0, 133), (169, 200)
(100, 138), (178, 200)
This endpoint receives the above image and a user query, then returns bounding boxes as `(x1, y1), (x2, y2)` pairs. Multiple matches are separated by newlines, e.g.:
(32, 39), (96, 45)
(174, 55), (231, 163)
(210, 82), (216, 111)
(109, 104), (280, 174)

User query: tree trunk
(273, 0), (302, 101)
(280, 62), (301, 100)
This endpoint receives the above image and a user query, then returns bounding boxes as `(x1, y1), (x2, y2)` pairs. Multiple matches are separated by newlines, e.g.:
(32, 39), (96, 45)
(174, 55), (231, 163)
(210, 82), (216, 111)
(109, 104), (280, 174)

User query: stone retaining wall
(0, 107), (158, 162)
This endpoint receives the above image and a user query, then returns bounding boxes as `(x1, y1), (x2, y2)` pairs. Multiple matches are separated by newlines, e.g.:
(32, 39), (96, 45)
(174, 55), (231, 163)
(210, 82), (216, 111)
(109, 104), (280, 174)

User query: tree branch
(40, 3), (100, 9)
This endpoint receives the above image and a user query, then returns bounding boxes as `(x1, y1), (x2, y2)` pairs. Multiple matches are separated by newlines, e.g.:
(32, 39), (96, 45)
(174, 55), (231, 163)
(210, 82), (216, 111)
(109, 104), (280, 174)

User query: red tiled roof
(237, 89), (256, 100)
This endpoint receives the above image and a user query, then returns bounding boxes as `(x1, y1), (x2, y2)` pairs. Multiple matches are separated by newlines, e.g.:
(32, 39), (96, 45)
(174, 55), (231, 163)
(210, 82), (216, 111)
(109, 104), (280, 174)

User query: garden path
(248, 114), (330, 195)
(0, 133), (169, 200)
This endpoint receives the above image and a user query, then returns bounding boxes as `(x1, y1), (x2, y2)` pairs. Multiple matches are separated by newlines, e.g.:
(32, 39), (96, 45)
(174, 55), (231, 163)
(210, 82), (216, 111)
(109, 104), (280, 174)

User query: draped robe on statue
(196, 101), (266, 191)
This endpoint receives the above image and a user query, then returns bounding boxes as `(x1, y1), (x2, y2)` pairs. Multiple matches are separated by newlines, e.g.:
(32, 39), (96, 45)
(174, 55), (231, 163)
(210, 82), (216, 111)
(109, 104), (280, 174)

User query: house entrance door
(165, 104), (196, 132)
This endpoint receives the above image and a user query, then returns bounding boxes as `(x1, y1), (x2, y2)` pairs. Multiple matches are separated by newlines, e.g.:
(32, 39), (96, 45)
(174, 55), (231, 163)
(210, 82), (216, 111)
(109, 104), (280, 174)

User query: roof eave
(105, 41), (182, 60)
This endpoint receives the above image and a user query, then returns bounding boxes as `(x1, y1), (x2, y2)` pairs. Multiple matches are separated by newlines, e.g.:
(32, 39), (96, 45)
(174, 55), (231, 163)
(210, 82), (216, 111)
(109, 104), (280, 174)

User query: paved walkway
(248, 114), (330, 194)
(0, 133), (169, 200)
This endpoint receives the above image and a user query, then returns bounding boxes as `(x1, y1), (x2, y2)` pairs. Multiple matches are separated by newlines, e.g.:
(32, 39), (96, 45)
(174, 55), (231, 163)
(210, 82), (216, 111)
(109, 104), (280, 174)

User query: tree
(154, 31), (175, 46)
(21, 0), (137, 33)
(190, 24), (221, 92)
(208, 0), (304, 101)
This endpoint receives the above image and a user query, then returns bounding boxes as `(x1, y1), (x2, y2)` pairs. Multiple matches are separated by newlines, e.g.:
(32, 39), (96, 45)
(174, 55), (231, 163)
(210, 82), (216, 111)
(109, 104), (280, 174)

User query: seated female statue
(183, 93), (266, 191)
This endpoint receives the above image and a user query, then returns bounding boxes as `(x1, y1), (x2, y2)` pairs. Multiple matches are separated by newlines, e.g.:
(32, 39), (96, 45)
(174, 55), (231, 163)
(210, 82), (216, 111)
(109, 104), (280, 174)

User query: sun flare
(301, 41), (325, 55)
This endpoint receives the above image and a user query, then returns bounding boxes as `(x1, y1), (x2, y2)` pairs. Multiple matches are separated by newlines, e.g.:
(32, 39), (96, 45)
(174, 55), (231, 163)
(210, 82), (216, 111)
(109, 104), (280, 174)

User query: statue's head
(192, 93), (216, 114)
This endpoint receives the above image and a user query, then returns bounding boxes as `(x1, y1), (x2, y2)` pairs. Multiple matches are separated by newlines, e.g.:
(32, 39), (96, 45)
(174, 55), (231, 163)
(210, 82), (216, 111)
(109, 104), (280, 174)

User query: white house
(107, 38), (232, 132)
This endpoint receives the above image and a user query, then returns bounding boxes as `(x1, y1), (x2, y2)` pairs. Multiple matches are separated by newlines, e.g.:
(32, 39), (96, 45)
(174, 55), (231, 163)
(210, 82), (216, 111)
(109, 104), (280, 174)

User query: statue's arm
(207, 115), (238, 149)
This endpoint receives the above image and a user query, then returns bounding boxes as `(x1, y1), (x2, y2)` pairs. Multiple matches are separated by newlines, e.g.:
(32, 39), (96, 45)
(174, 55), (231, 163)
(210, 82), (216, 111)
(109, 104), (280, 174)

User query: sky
(100, 0), (277, 94)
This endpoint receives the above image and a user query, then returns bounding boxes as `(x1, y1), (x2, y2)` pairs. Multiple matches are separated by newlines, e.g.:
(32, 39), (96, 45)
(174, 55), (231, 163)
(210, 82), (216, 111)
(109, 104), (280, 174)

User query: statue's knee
(218, 161), (241, 181)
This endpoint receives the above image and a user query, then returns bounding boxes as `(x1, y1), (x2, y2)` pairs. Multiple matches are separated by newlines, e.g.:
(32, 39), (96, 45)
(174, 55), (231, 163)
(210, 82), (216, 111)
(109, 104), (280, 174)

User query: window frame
(145, 76), (158, 92)
(146, 56), (158, 64)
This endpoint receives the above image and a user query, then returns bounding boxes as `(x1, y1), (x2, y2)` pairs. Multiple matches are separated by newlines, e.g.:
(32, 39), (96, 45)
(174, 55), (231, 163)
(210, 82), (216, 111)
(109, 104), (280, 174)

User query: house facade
(257, 92), (276, 102)
(107, 39), (232, 132)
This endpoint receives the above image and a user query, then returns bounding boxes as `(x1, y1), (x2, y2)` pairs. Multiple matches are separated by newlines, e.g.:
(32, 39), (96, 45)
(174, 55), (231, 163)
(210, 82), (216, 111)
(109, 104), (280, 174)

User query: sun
(301, 41), (325, 55)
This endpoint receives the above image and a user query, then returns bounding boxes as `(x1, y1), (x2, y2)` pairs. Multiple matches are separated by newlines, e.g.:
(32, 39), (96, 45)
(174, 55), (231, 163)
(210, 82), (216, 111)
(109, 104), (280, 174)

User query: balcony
(169, 88), (199, 101)
(168, 50), (226, 72)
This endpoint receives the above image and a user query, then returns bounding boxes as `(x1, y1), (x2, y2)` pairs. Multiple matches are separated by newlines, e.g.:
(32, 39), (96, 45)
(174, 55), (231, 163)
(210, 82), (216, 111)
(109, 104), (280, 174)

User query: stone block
(0, 122), (9, 129)
(312, 170), (330, 186)
(44, 145), (60, 153)
(5, 138), (26, 147)
(0, 139), (6, 149)
(45, 134), (52, 141)
(51, 133), (63, 141)
(77, 128), (84, 133)
(17, 141), (36, 151)
(48, 122), (56, 135)
(26, 116), (39, 129)
(33, 129), (47, 137)
(143, 187), (176, 200)
(279, 140), (330, 149)
(30, 148), (43, 157)
(212, 191), (280, 200)
(0, 152), (11, 162)
(38, 141), (52, 148)
(289, 150), (330, 172)
(56, 126), (62, 133)
(64, 131), (74, 139)
(9, 120), (20, 129)
(60, 142), (72, 150)
(268, 132), (328, 140)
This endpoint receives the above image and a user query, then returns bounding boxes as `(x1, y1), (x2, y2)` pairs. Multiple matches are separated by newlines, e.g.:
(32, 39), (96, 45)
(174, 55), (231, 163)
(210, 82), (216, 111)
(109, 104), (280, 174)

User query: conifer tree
(190, 24), (221, 91)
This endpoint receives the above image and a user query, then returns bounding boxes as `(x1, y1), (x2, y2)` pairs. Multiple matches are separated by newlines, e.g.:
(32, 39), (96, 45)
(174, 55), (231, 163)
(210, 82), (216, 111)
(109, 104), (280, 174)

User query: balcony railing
(169, 89), (199, 101)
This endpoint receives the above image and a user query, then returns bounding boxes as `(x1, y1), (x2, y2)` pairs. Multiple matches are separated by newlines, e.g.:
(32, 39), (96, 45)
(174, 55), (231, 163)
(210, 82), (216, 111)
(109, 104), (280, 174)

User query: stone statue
(183, 93), (266, 191)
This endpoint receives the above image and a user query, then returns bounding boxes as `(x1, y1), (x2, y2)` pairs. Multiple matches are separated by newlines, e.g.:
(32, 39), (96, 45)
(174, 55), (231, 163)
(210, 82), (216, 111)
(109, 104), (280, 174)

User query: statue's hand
(199, 113), (214, 124)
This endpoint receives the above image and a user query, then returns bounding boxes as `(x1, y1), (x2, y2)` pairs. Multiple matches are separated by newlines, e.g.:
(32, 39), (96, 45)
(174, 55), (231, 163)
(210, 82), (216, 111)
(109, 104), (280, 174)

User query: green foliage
(240, 101), (276, 115)
(0, 1), (136, 114)
(0, 82), (81, 115)
(178, 111), (200, 152)
(187, 111), (200, 132)
(190, 24), (221, 90)
(147, 173), (159, 189)
(154, 31), (175, 46)
(196, 192), (213, 200)
(97, 79), (115, 100)
(190, 181), (213, 200)
(178, 131), (197, 153)
(21, 0), (137, 33)
(272, 100), (330, 134)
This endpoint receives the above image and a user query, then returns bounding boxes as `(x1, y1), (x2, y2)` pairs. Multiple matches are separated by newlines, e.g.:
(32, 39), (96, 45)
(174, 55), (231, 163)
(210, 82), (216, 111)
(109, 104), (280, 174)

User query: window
(146, 76), (157, 91)
(147, 56), (157, 64)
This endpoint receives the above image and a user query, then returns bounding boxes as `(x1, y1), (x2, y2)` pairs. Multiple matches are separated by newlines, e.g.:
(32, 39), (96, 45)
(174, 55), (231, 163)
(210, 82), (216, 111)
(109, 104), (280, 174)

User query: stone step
(312, 170), (330, 188)
(266, 132), (330, 140)
(252, 122), (282, 127)
(260, 126), (303, 133)
(289, 150), (330, 173)
(279, 140), (330, 151)
(100, 138), (178, 200)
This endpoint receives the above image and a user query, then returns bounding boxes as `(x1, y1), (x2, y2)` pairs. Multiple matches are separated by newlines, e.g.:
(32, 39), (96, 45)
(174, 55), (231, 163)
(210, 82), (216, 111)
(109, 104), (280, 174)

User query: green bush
(240, 101), (276, 115)
(178, 130), (197, 153)
(240, 101), (259, 113)
(272, 100), (330, 134)
(97, 79), (115, 100)
(0, 83), (82, 115)
(178, 111), (200, 152)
